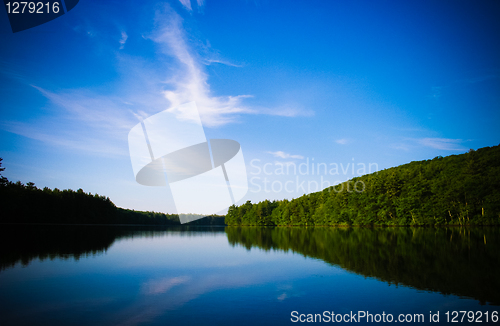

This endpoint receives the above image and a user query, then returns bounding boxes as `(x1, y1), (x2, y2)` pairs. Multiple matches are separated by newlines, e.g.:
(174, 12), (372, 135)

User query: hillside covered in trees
(0, 158), (224, 225)
(226, 145), (500, 226)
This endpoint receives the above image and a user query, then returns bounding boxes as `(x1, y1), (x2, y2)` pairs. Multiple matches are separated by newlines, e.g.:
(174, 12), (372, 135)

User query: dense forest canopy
(226, 145), (500, 226)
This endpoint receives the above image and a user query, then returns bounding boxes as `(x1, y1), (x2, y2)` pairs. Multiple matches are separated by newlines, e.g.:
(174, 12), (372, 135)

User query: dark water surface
(0, 225), (499, 325)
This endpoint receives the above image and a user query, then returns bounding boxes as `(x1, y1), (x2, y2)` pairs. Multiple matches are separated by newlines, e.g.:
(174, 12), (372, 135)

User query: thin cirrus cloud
(148, 6), (311, 126)
(178, 0), (204, 11)
(178, 0), (192, 11)
(2, 4), (312, 156)
(1, 120), (128, 157)
(31, 85), (137, 135)
(267, 151), (304, 159)
(417, 138), (467, 151)
(335, 138), (350, 145)
(148, 7), (254, 127)
(202, 57), (244, 68)
(2, 85), (142, 157)
(119, 31), (128, 49)
(262, 105), (314, 117)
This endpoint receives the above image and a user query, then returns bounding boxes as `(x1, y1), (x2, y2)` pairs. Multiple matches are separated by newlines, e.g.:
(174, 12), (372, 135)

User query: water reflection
(1, 225), (499, 307)
(226, 226), (500, 305)
(0, 225), (224, 271)
(1, 225), (499, 325)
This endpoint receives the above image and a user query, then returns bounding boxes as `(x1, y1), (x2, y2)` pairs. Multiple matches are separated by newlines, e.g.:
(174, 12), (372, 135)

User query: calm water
(0, 225), (499, 325)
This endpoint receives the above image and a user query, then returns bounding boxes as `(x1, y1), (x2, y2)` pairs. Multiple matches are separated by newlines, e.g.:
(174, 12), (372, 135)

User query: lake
(0, 225), (499, 325)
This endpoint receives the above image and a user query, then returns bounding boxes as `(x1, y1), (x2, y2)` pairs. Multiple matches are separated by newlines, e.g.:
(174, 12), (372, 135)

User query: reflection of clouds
(142, 276), (190, 295)
(115, 270), (288, 326)
(277, 293), (288, 301)
(106, 233), (325, 325)
(276, 284), (303, 302)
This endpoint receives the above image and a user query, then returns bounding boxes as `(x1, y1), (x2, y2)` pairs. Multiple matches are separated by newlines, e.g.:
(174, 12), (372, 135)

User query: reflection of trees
(4, 225), (499, 306)
(226, 226), (500, 305)
(0, 225), (224, 271)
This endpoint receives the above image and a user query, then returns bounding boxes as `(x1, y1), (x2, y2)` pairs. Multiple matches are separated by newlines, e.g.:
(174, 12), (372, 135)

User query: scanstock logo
(128, 102), (248, 224)
(3, 0), (79, 33)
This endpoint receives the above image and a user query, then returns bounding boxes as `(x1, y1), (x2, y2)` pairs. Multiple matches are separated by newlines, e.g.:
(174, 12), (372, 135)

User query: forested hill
(226, 145), (500, 226)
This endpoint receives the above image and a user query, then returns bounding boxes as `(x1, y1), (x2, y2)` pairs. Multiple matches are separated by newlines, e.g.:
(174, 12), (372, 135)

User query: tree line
(0, 158), (224, 225)
(226, 144), (500, 226)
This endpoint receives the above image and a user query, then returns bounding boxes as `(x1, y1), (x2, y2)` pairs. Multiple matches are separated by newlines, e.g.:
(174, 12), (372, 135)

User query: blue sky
(1, 0), (499, 214)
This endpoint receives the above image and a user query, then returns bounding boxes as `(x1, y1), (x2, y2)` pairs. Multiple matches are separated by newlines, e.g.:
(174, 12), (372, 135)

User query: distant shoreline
(1, 223), (497, 228)
(0, 222), (227, 227)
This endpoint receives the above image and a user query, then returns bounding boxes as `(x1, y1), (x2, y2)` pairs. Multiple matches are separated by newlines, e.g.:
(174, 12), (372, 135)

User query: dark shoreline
(0, 222), (226, 227)
(2, 223), (498, 227)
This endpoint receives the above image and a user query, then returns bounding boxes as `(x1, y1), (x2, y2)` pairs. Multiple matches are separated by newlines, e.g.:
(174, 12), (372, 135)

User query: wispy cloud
(263, 105), (314, 117)
(32, 86), (136, 134)
(178, 0), (205, 11)
(119, 31), (128, 49)
(417, 138), (466, 151)
(2, 4), (312, 156)
(197, 39), (244, 67)
(148, 6), (312, 126)
(148, 7), (257, 126)
(267, 151), (304, 159)
(335, 138), (350, 145)
(0, 60), (35, 84)
(4, 85), (147, 156)
(202, 58), (244, 68)
(1, 120), (127, 157)
(390, 143), (410, 151)
(178, 0), (192, 11)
